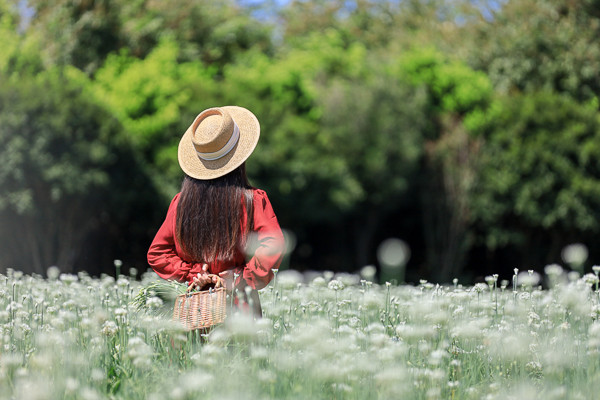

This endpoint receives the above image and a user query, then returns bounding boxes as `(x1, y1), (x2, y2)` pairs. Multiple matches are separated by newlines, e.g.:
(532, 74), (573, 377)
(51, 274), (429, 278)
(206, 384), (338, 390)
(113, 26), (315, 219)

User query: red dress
(147, 188), (285, 290)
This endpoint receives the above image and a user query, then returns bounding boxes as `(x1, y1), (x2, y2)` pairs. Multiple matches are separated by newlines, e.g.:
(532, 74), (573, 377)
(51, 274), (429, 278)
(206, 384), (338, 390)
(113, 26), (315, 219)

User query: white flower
(59, 274), (78, 285)
(258, 370), (276, 384)
(328, 279), (345, 291)
(116, 277), (129, 288)
(277, 269), (303, 289)
(90, 368), (104, 382)
(145, 297), (163, 309)
(450, 318), (489, 340)
(225, 314), (259, 341)
(336, 273), (360, 286)
(428, 349), (447, 366)
(525, 361), (542, 373)
(101, 321), (118, 337)
(377, 238), (410, 267)
(473, 283), (487, 294)
(561, 243), (588, 266)
(311, 276), (327, 287)
(127, 337), (153, 368)
(518, 292), (530, 300)
(360, 265), (377, 281)
(568, 271), (581, 282)
(331, 383), (353, 393)
(80, 388), (102, 400)
(518, 271), (541, 287)
(452, 306), (464, 317)
(583, 273), (599, 285)
(175, 371), (215, 396)
(588, 323), (600, 338)
(545, 264), (564, 277)
(64, 377), (79, 395)
(528, 312), (540, 326)
(114, 308), (127, 316)
(46, 266), (60, 280)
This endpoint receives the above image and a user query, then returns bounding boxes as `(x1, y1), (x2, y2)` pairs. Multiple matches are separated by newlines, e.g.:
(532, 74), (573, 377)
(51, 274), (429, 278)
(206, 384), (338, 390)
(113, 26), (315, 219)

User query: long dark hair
(175, 164), (254, 263)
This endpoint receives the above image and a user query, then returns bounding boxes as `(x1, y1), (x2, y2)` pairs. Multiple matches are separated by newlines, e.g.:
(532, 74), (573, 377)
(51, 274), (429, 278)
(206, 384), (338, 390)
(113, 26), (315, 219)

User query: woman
(147, 106), (285, 316)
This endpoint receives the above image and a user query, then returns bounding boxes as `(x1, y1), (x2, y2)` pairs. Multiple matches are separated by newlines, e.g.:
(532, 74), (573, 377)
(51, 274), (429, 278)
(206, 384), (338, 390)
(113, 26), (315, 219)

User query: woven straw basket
(173, 276), (227, 331)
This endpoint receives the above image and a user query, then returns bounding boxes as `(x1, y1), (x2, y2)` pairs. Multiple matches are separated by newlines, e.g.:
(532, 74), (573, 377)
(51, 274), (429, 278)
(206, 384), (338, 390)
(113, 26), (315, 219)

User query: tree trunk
(354, 208), (381, 269)
(421, 116), (480, 283)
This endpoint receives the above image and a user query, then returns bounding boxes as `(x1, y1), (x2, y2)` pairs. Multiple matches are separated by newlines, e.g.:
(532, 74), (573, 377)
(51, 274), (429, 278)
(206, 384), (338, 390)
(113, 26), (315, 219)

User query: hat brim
(178, 106), (260, 180)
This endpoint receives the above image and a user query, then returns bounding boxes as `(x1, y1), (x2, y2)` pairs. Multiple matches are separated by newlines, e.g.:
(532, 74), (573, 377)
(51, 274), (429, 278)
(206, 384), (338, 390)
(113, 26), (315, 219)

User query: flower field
(1, 266), (600, 399)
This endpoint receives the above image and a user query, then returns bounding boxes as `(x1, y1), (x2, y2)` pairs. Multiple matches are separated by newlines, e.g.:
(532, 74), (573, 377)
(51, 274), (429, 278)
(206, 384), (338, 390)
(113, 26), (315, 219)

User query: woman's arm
(147, 194), (205, 283)
(241, 190), (285, 290)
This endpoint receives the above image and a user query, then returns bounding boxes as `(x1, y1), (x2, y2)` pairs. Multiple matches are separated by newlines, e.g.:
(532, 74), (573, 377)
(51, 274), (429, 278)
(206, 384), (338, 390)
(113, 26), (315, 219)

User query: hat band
(196, 123), (240, 161)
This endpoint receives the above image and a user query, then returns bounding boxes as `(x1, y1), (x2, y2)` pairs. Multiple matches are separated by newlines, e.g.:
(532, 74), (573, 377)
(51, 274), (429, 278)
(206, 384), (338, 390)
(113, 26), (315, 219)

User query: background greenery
(0, 0), (599, 282)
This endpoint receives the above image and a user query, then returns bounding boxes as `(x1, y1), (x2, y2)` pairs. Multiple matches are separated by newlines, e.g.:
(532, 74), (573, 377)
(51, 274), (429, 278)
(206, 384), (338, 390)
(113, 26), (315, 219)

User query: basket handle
(187, 274), (224, 293)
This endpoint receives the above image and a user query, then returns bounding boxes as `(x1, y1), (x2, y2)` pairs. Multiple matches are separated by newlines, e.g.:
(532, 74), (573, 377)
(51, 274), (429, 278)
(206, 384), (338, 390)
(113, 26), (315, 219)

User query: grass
(0, 265), (600, 399)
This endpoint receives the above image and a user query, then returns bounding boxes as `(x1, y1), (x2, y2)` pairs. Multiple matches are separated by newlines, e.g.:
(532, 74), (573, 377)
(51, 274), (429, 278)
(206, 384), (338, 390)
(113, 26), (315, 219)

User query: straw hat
(178, 106), (260, 180)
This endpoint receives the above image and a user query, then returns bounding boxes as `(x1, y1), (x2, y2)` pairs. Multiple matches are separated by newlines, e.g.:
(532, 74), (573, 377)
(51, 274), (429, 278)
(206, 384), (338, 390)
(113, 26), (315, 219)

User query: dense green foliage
(471, 93), (600, 262)
(0, 68), (159, 274)
(0, 0), (599, 280)
(25, 0), (272, 74)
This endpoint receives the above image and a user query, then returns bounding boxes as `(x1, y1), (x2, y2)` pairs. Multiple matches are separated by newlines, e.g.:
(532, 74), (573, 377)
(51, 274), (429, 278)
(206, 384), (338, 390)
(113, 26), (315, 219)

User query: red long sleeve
(147, 189), (285, 289)
(243, 189), (285, 289)
(146, 194), (206, 282)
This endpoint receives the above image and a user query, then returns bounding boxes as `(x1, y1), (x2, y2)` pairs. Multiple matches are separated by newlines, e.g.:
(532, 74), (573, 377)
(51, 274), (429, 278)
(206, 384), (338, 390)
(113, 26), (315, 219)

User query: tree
(317, 72), (428, 268)
(219, 30), (431, 269)
(67, 38), (220, 198)
(25, 0), (121, 74)
(279, 0), (476, 51)
(0, 68), (157, 274)
(0, 0), (45, 77)
(470, 92), (600, 268)
(396, 47), (493, 281)
(24, 0), (273, 74)
(465, 0), (600, 102)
